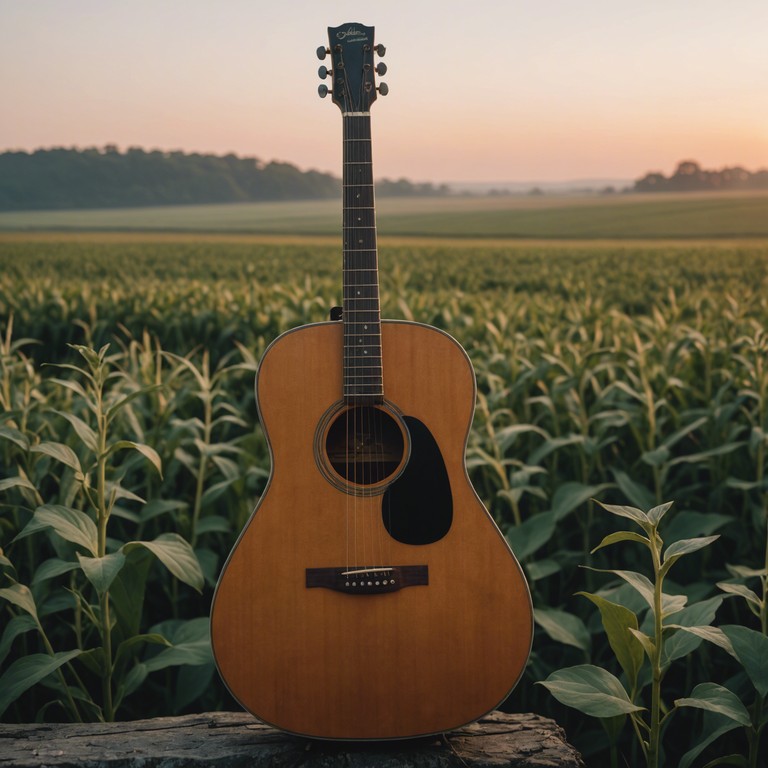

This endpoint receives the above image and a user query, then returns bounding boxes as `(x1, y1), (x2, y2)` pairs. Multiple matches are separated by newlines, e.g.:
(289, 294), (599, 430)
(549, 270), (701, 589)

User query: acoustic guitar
(210, 22), (533, 740)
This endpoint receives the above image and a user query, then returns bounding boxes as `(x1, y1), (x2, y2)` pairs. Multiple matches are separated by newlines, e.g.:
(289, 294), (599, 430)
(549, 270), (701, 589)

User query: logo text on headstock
(336, 26), (367, 41)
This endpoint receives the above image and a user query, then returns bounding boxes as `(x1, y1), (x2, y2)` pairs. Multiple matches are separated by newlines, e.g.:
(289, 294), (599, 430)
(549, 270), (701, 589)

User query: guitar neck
(342, 113), (383, 405)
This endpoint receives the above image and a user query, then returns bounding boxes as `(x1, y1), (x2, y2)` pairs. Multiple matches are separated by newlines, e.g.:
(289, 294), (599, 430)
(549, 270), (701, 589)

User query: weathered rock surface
(0, 710), (584, 768)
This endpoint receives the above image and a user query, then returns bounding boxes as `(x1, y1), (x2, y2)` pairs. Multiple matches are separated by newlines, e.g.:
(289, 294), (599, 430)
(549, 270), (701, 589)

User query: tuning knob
(316, 46), (328, 60)
(375, 62), (387, 76)
(318, 84), (330, 98)
(378, 82), (389, 96)
(375, 43), (386, 56)
(318, 65), (331, 79)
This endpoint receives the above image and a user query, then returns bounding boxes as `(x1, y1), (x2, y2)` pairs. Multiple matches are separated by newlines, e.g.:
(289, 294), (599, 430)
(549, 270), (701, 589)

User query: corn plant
(539, 500), (724, 768)
(0, 344), (205, 721)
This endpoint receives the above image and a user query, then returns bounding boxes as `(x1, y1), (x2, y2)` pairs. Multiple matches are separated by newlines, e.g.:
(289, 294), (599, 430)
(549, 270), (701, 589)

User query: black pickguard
(382, 416), (452, 545)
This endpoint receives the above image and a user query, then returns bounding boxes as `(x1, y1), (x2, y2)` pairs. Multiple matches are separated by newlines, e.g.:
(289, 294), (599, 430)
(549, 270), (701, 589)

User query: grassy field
(2, 232), (767, 763)
(1, 190), (766, 238)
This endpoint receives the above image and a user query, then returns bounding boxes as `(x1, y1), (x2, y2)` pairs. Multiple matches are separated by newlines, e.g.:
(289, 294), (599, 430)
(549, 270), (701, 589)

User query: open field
(1, 190), (767, 238)
(2, 233), (767, 763)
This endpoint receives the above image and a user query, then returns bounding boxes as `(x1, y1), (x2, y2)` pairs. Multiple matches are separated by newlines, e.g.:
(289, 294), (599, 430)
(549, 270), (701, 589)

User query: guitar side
(210, 319), (532, 740)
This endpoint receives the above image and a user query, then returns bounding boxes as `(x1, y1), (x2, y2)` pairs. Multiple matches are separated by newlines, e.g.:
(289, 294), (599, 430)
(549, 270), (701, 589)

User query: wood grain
(210, 320), (533, 740)
(0, 711), (585, 768)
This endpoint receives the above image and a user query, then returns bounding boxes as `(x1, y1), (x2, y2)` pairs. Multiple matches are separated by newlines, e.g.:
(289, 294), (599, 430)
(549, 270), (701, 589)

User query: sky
(1, 0), (766, 184)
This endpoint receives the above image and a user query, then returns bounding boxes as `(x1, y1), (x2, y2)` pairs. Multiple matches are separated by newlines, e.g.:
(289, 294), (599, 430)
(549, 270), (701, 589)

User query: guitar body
(211, 320), (532, 740)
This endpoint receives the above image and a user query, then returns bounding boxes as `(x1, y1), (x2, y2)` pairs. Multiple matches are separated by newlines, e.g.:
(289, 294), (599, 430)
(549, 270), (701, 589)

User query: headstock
(317, 23), (388, 113)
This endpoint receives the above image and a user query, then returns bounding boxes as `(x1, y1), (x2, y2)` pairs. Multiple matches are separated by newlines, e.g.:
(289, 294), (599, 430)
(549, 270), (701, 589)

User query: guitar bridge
(305, 565), (428, 594)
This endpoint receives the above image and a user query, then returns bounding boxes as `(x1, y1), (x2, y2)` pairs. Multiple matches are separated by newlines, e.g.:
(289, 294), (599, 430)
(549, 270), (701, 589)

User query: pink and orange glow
(1, 0), (766, 184)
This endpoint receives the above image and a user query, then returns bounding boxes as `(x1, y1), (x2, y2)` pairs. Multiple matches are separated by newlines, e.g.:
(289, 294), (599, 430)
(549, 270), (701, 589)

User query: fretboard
(342, 113), (383, 405)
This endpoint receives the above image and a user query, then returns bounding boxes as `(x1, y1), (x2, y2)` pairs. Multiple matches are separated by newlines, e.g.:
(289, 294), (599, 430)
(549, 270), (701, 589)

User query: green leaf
(528, 434), (585, 465)
(114, 633), (172, 675)
(49, 375), (89, 400)
(0, 614), (37, 666)
(195, 515), (231, 535)
(526, 558), (562, 581)
(660, 596), (725, 668)
(123, 533), (203, 592)
(550, 482), (608, 521)
(0, 582), (39, 621)
(717, 581), (762, 609)
(105, 385), (162, 423)
(725, 564), (766, 579)
(668, 442), (744, 467)
(595, 501), (650, 527)
(668, 625), (736, 658)
(143, 617), (212, 672)
(0, 650), (82, 717)
(578, 592), (644, 689)
(0, 425), (30, 450)
(660, 535), (719, 576)
(30, 441), (82, 473)
(31, 558), (80, 585)
(641, 447), (670, 467)
(23, 505), (98, 556)
(506, 510), (555, 560)
(0, 475), (36, 493)
(610, 470), (655, 511)
(538, 665), (644, 718)
(120, 663), (148, 699)
(591, 568), (655, 612)
(661, 592), (688, 618)
(110, 549), (153, 639)
(628, 628), (656, 660)
(200, 478), (236, 509)
(175, 662), (215, 711)
(646, 501), (674, 525)
(107, 440), (162, 477)
(77, 551), (127, 595)
(140, 499), (187, 523)
(721, 625), (768, 699)
(494, 423), (549, 453)
(534, 607), (591, 652)
(591, 530), (651, 554)
(675, 683), (751, 726)
(52, 410), (98, 453)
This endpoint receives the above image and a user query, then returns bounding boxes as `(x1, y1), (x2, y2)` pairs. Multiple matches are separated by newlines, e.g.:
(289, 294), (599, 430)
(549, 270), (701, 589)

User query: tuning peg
(318, 84), (330, 98)
(316, 46), (328, 60)
(375, 43), (386, 57)
(318, 65), (331, 79)
(375, 62), (387, 76)
(378, 82), (389, 96)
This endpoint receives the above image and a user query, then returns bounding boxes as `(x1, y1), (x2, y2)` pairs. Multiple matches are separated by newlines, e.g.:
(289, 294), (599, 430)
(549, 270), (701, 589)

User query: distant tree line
(0, 145), (449, 211)
(634, 160), (768, 192)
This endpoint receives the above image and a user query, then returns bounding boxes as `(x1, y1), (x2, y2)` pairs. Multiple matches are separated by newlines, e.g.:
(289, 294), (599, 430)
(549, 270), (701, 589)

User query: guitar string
(342, 58), (389, 575)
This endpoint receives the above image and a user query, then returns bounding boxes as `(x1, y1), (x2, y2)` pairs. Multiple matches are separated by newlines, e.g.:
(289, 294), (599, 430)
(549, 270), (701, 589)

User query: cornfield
(1, 236), (767, 765)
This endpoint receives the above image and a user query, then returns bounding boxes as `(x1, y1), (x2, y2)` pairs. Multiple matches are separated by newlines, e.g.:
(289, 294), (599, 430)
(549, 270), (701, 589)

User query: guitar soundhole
(324, 405), (406, 487)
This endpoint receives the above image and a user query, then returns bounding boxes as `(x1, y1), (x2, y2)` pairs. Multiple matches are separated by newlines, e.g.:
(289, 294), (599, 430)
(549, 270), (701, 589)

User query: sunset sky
(1, 0), (766, 184)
